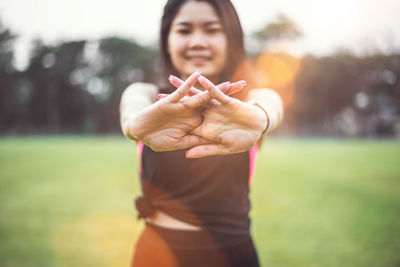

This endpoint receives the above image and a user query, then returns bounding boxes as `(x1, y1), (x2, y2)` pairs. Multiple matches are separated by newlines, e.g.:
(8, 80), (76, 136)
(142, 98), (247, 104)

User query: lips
(185, 55), (211, 65)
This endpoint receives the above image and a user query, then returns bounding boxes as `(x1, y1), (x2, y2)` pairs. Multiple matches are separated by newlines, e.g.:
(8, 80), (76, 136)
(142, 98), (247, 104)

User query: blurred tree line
(0, 17), (399, 137)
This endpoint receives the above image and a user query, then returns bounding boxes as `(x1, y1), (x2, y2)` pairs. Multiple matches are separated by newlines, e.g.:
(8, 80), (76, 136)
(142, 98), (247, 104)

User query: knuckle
(199, 96), (208, 106)
(182, 100), (192, 109)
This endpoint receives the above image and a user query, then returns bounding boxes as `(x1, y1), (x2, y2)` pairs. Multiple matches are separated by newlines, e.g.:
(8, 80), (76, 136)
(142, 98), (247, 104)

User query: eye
(206, 28), (223, 34)
(177, 29), (191, 35)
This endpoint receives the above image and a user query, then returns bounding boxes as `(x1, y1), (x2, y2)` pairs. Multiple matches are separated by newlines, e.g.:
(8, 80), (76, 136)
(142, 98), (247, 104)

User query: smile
(186, 56), (211, 65)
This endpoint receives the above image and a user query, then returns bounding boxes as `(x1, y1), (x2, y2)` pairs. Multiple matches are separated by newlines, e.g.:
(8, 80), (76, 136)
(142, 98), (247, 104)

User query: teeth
(187, 56), (210, 59)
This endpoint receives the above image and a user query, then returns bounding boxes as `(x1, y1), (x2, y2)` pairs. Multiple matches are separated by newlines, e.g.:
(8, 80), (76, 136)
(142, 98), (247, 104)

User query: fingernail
(195, 69), (202, 74)
(241, 80), (247, 86)
(185, 151), (189, 157)
(190, 72), (200, 80)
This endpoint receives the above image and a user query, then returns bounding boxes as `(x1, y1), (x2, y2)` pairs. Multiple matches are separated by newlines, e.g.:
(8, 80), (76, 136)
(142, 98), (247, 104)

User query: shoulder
(122, 82), (159, 99)
(124, 82), (159, 94)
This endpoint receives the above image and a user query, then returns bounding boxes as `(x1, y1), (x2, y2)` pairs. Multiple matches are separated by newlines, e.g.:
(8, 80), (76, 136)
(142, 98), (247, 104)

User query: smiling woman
(119, 0), (283, 266)
(159, 0), (246, 90)
(167, 2), (227, 81)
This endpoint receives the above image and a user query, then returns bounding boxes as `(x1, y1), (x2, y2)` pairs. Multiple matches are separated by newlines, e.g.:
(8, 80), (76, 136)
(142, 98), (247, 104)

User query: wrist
(249, 99), (282, 134)
(123, 116), (140, 141)
(248, 100), (269, 135)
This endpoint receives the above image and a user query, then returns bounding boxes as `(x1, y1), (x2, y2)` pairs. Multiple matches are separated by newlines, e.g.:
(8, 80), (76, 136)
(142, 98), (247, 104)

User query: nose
(188, 31), (208, 49)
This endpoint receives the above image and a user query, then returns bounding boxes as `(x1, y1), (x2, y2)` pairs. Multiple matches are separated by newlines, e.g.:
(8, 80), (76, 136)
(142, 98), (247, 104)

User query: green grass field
(1, 137), (399, 267)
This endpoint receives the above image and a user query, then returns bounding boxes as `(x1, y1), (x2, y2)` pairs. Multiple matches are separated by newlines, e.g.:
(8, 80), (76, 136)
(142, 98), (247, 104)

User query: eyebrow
(174, 21), (221, 27)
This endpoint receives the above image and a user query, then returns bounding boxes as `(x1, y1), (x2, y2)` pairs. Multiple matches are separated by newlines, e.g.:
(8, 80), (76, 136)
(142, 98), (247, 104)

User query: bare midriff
(146, 210), (201, 231)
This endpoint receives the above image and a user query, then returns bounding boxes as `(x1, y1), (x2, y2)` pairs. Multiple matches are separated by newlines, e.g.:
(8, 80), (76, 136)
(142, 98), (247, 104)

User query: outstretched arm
(186, 76), (284, 158)
(165, 75), (283, 137)
(119, 71), (219, 151)
(120, 82), (158, 140)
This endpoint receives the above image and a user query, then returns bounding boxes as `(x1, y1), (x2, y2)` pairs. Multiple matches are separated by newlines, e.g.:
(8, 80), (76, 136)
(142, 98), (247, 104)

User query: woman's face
(168, 1), (228, 81)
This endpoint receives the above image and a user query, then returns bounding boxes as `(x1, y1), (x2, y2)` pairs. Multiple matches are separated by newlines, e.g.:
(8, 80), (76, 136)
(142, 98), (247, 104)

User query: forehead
(172, 1), (221, 25)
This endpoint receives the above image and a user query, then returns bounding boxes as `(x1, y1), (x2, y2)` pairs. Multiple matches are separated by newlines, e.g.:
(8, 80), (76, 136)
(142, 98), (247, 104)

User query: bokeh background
(0, 0), (399, 266)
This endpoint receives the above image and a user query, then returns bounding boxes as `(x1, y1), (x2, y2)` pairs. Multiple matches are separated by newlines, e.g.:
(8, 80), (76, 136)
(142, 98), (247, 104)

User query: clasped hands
(130, 70), (268, 158)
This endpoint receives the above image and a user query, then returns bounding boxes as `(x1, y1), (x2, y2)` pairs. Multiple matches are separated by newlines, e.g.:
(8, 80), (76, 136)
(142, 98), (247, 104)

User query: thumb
(185, 144), (231, 158)
(176, 134), (214, 150)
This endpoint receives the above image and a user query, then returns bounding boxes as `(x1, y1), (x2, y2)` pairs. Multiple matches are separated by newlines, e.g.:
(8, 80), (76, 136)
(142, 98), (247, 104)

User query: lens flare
(255, 52), (301, 107)
(232, 53), (301, 108)
(51, 214), (142, 267)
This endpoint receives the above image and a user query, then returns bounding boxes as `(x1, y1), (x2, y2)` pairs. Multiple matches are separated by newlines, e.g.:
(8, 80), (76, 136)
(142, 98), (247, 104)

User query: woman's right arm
(119, 82), (158, 141)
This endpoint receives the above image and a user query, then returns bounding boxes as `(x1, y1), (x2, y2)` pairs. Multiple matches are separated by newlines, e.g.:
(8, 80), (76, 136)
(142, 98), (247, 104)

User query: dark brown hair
(159, 0), (245, 93)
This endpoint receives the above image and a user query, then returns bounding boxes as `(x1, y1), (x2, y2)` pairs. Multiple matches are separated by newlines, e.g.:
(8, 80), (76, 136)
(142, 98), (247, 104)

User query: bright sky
(0, 0), (399, 70)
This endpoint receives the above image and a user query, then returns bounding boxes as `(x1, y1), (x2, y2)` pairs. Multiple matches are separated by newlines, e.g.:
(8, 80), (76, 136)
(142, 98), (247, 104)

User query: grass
(0, 137), (399, 267)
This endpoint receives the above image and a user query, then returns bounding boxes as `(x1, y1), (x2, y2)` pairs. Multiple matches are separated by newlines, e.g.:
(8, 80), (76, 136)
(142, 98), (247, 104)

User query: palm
(190, 98), (266, 156)
(165, 74), (267, 158)
(131, 71), (212, 151)
(135, 99), (204, 151)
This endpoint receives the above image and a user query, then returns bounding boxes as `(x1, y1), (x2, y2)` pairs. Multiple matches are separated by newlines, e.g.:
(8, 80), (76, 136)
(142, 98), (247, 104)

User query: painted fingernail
(189, 72), (200, 80)
(157, 94), (168, 100)
(169, 75), (177, 82)
(241, 80), (247, 86)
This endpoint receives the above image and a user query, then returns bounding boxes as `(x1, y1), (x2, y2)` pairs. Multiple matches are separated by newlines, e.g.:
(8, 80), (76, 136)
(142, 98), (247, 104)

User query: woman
(119, 0), (283, 266)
